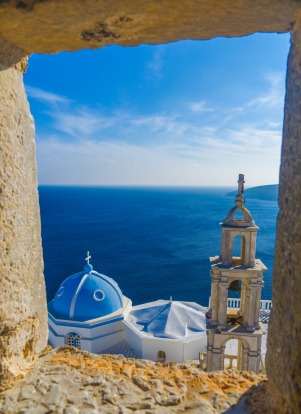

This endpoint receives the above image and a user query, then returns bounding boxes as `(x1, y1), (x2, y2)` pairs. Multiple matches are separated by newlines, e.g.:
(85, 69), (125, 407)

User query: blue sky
(25, 33), (290, 187)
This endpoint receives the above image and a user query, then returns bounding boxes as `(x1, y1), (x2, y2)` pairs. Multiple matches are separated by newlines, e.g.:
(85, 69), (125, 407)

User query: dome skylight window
(93, 290), (105, 302)
(56, 287), (64, 297)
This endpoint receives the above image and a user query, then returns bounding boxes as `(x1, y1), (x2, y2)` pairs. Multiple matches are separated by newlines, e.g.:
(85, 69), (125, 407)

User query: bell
(229, 280), (241, 292)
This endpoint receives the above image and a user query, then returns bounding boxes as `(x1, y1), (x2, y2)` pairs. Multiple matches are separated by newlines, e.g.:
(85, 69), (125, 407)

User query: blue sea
(39, 187), (278, 306)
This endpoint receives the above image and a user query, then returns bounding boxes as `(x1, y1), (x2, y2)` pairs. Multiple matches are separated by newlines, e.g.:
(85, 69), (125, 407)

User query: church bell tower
(206, 174), (267, 373)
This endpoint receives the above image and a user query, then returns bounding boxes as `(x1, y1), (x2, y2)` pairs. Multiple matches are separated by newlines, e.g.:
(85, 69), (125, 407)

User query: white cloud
(29, 75), (283, 186)
(183, 125), (281, 155)
(51, 108), (117, 137)
(233, 72), (285, 114)
(229, 126), (281, 149)
(36, 136), (280, 187)
(130, 114), (192, 136)
(146, 46), (166, 80)
(186, 101), (214, 113)
(214, 72), (285, 129)
(25, 85), (71, 105)
(247, 72), (285, 109)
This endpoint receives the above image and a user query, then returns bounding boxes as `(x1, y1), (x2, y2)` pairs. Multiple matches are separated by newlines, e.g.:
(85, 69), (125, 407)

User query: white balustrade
(259, 300), (272, 312)
(208, 297), (272, 313)
(227, 298), (272, 312)
(227, 298), (241, 309)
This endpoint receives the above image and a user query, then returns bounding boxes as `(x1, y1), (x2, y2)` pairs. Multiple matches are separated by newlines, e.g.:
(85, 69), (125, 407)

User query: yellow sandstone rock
(0, 346), (269, 413)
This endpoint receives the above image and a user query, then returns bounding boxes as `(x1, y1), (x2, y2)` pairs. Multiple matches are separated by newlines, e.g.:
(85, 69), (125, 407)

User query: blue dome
(48, 264), (124, 321)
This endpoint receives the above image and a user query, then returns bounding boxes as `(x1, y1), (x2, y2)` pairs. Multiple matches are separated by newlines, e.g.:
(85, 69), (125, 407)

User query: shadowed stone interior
(0, 1), (301, 412)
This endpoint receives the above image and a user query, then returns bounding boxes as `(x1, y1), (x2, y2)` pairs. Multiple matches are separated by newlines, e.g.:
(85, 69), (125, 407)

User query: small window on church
(157, 351), (166, 362)
(66, 332), (81, 349)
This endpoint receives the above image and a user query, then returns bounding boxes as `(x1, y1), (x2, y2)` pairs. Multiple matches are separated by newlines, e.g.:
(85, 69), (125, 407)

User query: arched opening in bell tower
(222, 337), (249, 371)
(223, 338), (239, 369)
(228, 279), (242, 298)
(233, 210), (244, 221)
(227, 279), (243, 322)
(231, 234), (246, 265)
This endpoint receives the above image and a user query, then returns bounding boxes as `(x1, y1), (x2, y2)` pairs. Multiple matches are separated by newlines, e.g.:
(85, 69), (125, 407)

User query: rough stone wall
(0, 63), (48, 392)
(0, 38), (26, 72)
(266, 28), (301, 414)
(0, 346), (270, 414)
(0, 0), (300, 58)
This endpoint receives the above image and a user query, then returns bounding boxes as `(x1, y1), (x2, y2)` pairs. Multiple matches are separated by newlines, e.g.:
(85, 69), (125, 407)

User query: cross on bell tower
(206, 174), (267, 373)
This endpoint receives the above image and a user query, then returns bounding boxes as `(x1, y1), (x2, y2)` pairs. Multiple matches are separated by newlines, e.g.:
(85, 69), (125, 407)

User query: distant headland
(226, 184), (278, 201)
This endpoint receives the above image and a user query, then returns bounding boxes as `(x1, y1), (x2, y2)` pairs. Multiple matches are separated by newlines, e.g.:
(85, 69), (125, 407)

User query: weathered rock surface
(0, 0), (300, 62)
(0, 65), (48, 392)
(0, 346), (268, 414)
(266, 29), (301, 414)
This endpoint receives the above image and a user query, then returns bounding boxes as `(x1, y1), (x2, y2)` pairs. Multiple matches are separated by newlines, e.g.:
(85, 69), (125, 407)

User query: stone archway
(0, 1), (301, 411)
(221, 336), (250, 371)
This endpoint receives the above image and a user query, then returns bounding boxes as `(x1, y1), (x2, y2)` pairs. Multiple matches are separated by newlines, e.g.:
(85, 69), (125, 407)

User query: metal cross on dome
(85, 251), (91, 264)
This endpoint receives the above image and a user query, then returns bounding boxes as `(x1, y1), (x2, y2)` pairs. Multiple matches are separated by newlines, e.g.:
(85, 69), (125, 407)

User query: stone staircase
(115, 340), (138, 358)
(102, 340), (138, 359)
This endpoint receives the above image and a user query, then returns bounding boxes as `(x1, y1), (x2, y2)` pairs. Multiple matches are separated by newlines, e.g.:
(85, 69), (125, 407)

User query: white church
(48, 174), (271, 372)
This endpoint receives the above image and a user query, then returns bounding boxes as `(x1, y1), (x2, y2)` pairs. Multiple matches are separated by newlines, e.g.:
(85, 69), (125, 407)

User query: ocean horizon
(39, 185), (278, 307)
